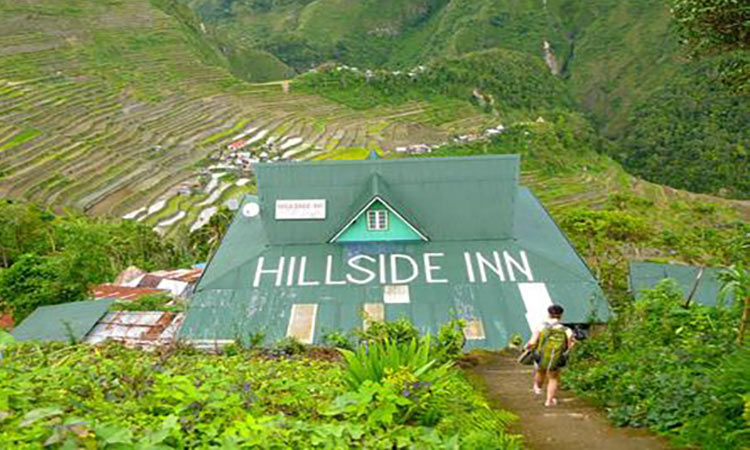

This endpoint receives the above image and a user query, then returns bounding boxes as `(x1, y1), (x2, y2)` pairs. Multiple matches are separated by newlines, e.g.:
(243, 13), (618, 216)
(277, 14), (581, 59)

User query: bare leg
(534, 368), (546, 394)
(546, 370), (560, 406)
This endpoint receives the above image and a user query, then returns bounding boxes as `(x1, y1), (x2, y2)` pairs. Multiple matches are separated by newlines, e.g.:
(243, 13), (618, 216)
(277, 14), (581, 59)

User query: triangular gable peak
(330, 196), (428, 243)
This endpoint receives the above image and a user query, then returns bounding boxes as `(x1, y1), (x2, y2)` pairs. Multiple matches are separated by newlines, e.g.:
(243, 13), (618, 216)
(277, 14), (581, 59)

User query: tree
(671, 0), (749, 54)
(189, 207), (234, 261)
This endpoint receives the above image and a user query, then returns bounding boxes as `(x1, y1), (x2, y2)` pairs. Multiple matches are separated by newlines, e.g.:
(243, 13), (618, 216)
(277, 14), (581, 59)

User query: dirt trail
(469, 353), (671, 450)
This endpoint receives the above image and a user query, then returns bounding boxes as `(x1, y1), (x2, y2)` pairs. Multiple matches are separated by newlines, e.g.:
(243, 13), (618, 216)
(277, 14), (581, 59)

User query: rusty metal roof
(92, 284), (167, 301)
(0, 312), (13, 330)
(137, 274), (164, 289)
(85, 311), (185, 348)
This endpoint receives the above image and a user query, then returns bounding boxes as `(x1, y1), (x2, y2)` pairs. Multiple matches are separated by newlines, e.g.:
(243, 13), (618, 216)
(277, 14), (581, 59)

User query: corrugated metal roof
(92, 284), (166, 300)
(138, 274), (163, 289)
(629, 262), (732, 306)
(180, 172), (610, 349)
(0, 312), (13, 330)
(11, 299), (115, 342)
(85, 311), (184, 348)
(255, 155), (520, 245)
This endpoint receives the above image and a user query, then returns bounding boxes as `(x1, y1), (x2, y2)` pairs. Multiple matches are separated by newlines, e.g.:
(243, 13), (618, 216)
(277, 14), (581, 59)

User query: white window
(384, 285), (410, 304)
(367, 209), (388, 231)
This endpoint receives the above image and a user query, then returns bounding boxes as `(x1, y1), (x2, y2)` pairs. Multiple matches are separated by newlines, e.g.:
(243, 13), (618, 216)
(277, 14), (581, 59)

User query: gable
(333, 198), (426, 243)
(255, 155), (520, 245)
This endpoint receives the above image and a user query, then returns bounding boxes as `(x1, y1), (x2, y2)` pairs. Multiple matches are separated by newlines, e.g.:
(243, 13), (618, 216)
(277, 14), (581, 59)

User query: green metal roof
(629, 262), (732, 306)
(181, 156), (610, 349)
(11, 299), (115, 342)
(256, 155), (520, 245)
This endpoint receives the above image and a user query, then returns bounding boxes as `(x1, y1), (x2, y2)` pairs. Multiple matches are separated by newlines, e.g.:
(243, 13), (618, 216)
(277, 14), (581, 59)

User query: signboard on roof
(275, 199), (326, 220)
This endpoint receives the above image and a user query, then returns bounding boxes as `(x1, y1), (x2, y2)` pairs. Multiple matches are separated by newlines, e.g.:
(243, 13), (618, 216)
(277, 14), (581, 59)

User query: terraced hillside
(0, 0), (491, 232)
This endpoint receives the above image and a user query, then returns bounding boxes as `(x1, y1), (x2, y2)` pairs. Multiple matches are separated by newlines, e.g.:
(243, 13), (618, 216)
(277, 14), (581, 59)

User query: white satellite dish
(242, 202), (260, 218)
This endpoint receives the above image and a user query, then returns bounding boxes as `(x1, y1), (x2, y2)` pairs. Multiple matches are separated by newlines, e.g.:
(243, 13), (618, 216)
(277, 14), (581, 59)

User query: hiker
(525, 304), (575, 406)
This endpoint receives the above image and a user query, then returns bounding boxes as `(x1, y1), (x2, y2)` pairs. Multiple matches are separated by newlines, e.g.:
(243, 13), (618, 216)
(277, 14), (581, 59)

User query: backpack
(535, 324), (569, 371)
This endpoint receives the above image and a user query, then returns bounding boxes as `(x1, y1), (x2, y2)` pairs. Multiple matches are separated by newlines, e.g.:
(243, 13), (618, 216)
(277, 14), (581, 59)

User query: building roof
(255, 155), (520, 245)
(11, 299), (115, 342)
(85, 311), (185, 348)
(629, 262), (732, 306)
(180, 156), (610, 348)
(92, 284), (166, 301)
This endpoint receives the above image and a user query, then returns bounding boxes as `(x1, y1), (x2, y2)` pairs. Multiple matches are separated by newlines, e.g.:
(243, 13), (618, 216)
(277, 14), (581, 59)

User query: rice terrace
(0, 0), (748, 448)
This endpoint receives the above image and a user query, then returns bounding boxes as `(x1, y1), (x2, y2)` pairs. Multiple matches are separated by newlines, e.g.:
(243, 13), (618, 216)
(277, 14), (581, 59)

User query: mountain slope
(184, 0), (749, 198)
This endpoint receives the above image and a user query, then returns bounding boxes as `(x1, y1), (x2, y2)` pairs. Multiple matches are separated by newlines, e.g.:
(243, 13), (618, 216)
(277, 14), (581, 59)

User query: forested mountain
(181, 0), (748, 198)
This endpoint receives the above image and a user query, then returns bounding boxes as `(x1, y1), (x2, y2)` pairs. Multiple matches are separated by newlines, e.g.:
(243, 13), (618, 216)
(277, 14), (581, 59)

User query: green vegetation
(619, 50), (749, 198)
(0, 318), (520, 448)
(565, 281), (749, 449)
(298, 49), (571, 117)
(0, 129), (41, 153)
(111, 293), (183, 312)
(671, 0), (749, 55)
(0, 201), (211, 322)
(177, 0), (748, 198)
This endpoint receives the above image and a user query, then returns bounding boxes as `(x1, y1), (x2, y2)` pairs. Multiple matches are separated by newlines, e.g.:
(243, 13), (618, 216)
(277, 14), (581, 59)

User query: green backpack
(536, 325), (569, 371)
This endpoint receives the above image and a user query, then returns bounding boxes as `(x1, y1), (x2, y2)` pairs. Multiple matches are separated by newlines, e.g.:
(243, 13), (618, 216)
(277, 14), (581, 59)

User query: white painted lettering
(464, 252), (476, 283)
(325, 254), (346, 285)
(476, 251), (506, 283)
(423, 253), (448, 283)
(391, 254), (419, 284)
(346, 255), (377, 285)
(253, 256), (285, 287)
(286, 256), (296, 286)
(297, 256), (320, 286)
(504, 250), (534, 282)
(378, 254), (387, 284)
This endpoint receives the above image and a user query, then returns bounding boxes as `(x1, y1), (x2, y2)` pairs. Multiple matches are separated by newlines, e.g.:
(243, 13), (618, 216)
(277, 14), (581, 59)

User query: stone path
(468, 353), (672, 450)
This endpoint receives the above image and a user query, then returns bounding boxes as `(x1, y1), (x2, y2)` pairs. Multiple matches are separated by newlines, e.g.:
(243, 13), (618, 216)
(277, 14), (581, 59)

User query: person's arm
(566, 329), (576, 351)
(525, 330), (541, 350)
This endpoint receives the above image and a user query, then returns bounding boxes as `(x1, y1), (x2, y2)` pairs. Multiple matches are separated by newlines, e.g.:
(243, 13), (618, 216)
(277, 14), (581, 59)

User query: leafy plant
(355, 317), (419, 345)
(111, 293), (179, 312)
(339, 335), (452, 390)
(270, 336), (306, 356)
(0, 341), (520, 448)
(718, 263), (750, 345)
(436, 318), (467, 361)
(565, 280), (748, 449)
(322, 330), (354, 350)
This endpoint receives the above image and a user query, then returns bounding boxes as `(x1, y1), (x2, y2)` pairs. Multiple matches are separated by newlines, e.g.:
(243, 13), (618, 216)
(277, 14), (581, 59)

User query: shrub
(339, 335), (452, 390)
(355, 317), (419, 345)
(565, 280), (748, 449)
(322, 330), (354, 350)
(436, 318), (467, 361)
(111, 293), (178, 312)
(0, 341), (521, 448)
(270, 336), (306, 356)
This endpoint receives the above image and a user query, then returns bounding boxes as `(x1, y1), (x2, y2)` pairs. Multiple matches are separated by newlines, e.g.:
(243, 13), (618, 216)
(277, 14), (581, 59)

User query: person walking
(525, 304), (575, 406)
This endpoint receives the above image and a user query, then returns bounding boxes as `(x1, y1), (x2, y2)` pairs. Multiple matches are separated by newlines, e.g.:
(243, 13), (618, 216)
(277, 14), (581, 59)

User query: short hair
(548, 304), (564, 318)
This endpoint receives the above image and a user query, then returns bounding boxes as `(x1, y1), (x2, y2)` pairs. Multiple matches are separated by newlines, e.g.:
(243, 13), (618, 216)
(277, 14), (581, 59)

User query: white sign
(275, 199), (326, 220)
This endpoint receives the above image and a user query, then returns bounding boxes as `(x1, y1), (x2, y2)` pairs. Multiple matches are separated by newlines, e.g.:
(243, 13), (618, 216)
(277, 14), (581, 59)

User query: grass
(0, 128), (41, 152)
(200, 119), (252, 146)
(314, 147), (374, 160)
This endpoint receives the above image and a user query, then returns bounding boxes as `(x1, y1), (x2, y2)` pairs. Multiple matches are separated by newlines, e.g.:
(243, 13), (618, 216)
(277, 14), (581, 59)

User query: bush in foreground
(0, 340), (520, 448)
(565, 281), (749, 449)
